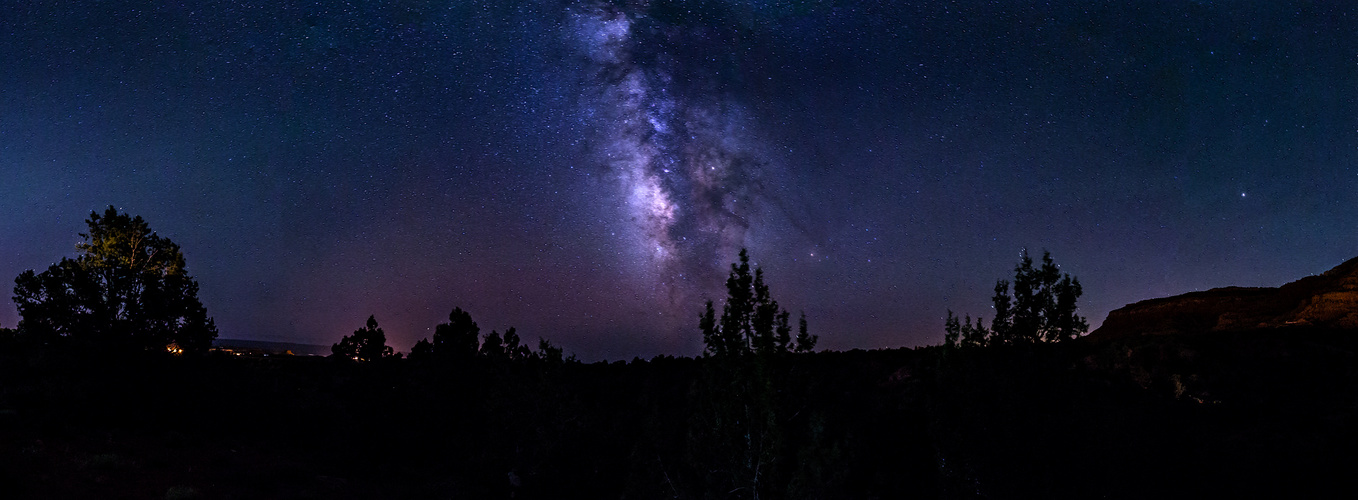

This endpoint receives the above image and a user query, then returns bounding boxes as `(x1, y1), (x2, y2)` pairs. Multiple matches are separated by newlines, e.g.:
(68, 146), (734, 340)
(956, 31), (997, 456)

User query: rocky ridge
(1090, 256), (1358, 339)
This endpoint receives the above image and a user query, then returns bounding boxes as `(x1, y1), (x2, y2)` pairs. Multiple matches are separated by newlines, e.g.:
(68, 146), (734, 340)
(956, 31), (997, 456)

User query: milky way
(3, 1), (1355, 359)
(568, 1), (780, 305)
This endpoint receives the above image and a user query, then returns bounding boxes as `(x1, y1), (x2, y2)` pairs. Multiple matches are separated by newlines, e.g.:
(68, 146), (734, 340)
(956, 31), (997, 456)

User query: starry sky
(3, 1), (1356, 360)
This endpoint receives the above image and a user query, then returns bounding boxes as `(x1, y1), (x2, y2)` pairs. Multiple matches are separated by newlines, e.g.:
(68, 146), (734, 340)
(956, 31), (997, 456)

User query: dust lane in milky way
(568, 2), (795, 312)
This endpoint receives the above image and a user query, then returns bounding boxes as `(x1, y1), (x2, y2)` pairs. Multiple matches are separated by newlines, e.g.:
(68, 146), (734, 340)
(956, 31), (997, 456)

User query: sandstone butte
(1089, 255), (1358, 339)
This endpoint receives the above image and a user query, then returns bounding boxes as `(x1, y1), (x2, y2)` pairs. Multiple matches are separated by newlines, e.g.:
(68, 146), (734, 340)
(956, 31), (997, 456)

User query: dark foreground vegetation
(2, 327), (1356, 499)
(4, 209), (1356, 498)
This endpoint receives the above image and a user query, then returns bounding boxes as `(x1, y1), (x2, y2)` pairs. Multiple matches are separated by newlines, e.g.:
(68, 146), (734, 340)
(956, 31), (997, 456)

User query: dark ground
(2, 329), (1355, 499)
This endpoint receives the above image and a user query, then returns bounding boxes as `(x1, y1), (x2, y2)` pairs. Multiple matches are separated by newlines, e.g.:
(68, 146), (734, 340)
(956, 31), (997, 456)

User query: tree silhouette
(947, 249), (1087, 347)
(692, 248), (818, 498)
(11, 206), (217, 353)
(536, 338), (565, 364)
(990, 280), (1013, 344)
(408, 338), (434, 360)
(794, 311), (817, 353)
(431, 307), (480, 359)
(1002, 249), (1087, 343)
(412, 307), (549, 363)
(479, 329), (504, 360)
(961, 314), (989, 347)
(332, 315), (394, 361)
(944, 310), (991, 349)
(944, 311), (961, 348)
(699, 249), (816, 358)
(0, 321), (15, 348)
(501, 327), (532, 360)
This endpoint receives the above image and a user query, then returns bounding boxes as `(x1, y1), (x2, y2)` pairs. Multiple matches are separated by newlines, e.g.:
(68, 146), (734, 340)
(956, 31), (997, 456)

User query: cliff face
(1090, 256), (1358, 339)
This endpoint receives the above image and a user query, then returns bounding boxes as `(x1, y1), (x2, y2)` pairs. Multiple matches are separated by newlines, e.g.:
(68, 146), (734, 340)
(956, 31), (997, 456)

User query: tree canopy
(11, 206), (217, 353)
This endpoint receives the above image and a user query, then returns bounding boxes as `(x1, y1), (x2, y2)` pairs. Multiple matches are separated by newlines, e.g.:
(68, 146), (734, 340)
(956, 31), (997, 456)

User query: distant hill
(1090, 256), (1358, 339)
(212, 338), (331, 356)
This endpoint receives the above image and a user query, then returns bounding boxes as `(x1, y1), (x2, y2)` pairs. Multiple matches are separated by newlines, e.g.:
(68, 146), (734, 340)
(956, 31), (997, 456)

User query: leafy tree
(332, 315), (394, 361)
(11, 206), (217, 353)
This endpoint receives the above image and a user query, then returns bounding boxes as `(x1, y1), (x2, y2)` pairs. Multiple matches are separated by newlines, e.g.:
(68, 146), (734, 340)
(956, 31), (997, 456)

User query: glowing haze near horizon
(2, 1), (1356, 360)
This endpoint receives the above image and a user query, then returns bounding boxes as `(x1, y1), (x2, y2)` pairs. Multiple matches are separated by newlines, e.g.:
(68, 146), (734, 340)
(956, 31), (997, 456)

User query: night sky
(3, 1), (1356, 360)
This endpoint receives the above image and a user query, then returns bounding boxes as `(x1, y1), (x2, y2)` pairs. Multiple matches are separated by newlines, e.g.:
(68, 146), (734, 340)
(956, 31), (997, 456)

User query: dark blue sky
(3, 1), (1355, 360)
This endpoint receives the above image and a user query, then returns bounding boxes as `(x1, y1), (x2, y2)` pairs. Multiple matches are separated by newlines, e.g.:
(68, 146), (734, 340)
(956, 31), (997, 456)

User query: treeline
(1, 233), (933, 498)
(329, 309), (567, 365)
(2, 209), (895, 498)
(5, 209), (1357, 498)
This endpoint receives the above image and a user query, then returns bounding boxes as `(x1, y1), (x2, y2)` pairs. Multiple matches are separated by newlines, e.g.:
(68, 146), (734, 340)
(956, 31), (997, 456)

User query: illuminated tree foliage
(11, 206), (217, 353)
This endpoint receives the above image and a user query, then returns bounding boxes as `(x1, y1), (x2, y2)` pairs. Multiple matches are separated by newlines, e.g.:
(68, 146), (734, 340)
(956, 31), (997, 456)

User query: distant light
(1241, 192), (1247, 198)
